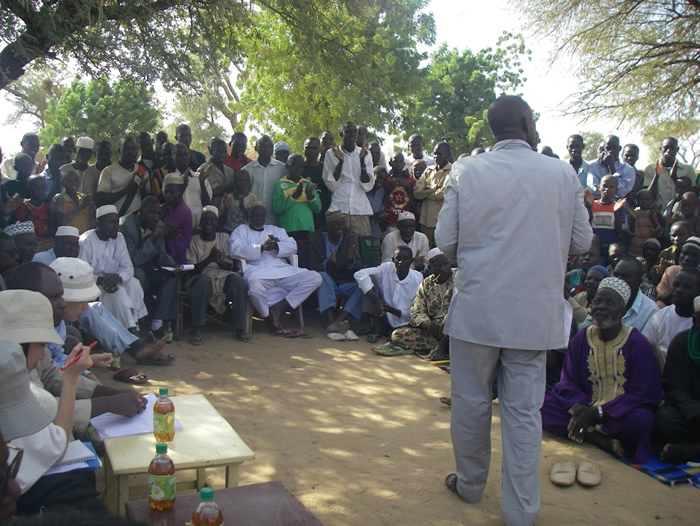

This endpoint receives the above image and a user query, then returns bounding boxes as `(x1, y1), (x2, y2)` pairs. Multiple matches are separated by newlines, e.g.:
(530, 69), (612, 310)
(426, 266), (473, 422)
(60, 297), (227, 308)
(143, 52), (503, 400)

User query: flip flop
(113, 367), (149, 385)
(445, 473), (460, 497)
(576, 461), (602, 487)
(137, 352), (175, 366)
(273, 329), (293, 336)
(189, 334), (204, 346)
(366, 333), (381, 343)
(373, 343), (413, 356)
(550, 461), (577, 486)
(439, 397), (452, 407)
(358, 327), (375, 336)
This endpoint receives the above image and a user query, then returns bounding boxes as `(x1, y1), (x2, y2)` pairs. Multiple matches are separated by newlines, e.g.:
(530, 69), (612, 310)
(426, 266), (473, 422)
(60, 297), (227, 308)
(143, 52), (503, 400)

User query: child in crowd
(655, 220), (692, 278)
(670, 191), (700, 234)
(636, 256), (657, 300)
(585, 174), (625, 258)
(14, 175), (51, 240)
(221, 170), (258, 233)
(565, 237), (600, 292)
(410, 160), (427, 180)
(368, 167), (387, 239)
(606, 242), (627, 274)
(383, 152), (415, 233)
(663, 176), (693, 224)
(627, 189), (663, 256)
(50, 168), (95, 234)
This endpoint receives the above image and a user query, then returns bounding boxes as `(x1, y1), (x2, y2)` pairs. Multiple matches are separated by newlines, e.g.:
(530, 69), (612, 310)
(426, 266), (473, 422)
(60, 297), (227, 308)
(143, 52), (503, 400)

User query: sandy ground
(92, 315), (699, 525)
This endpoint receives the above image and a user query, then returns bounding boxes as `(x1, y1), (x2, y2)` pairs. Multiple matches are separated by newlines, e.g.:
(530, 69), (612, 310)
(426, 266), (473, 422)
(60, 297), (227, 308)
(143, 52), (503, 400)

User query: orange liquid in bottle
(153, 388), (175, 442)
(191, 487), (223, 525)
(148, 443), (175, 510)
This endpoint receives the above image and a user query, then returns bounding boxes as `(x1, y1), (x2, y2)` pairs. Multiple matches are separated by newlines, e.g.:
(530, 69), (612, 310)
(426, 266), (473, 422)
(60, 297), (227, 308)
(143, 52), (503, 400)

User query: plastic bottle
(148, 442), (175, 510)
(164, 321), (174, 343)
(188, 487), (223, 526)
(109, 344), (121, 371)
(153, 387), (175, 442)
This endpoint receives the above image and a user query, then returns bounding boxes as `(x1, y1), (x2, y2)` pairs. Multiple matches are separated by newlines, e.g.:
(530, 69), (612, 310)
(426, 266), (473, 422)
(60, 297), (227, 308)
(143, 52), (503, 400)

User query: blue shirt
(622, 290), (659, 331)
(572, 159), (590, 189)
(41, 167), (64, 200)
(587, 159), (636, 198)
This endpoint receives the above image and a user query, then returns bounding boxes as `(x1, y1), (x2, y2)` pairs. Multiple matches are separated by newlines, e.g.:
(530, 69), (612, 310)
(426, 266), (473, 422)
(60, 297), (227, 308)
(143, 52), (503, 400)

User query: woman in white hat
(0, 289), (94, 513)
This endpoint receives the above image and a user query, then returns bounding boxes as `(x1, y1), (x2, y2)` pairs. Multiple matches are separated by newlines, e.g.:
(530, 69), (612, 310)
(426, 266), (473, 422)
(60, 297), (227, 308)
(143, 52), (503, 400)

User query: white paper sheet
(90, 393), (183, 439)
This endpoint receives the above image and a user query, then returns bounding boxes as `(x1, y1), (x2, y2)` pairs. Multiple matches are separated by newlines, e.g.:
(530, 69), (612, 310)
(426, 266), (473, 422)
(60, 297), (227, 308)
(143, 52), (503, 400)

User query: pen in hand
(59, 341), (97, 371)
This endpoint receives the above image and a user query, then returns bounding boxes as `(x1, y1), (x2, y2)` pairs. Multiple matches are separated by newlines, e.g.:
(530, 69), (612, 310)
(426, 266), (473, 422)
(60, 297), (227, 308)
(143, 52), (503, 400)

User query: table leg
(117, 474), (129, 517)
(104, 454), (118, 515)
(225, 464), (239, 487)
(196, 468), (206, 489)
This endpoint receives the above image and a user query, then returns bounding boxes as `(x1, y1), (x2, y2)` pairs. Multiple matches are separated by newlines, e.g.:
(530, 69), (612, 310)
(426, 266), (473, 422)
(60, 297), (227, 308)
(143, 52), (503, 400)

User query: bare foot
(327, 320), (349, 333)
(427, 340), (450, 360)
(585, 430), (625, 458)
(130, 337), (166, 361)
(660, 443), (700, 464)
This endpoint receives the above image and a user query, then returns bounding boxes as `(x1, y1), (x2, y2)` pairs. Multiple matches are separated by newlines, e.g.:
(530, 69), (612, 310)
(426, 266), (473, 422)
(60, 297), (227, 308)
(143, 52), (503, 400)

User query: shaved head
(487, 96), (537, 149)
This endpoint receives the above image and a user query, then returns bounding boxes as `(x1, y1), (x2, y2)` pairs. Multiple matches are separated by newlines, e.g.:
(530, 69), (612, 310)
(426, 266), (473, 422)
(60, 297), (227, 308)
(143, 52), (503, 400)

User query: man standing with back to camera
(436, 95), (592, 526)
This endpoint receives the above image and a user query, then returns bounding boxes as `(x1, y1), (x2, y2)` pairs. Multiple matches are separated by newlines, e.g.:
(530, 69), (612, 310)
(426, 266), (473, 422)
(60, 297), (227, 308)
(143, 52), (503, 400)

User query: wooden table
(103, 394), (255, 515)
(125, 481), (324, 525)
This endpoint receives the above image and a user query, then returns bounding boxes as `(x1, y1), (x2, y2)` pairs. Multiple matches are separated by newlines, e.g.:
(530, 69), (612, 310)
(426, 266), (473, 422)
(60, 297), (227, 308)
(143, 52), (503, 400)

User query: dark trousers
(135, 266), (177, 320)
(189, 273), (248, 330)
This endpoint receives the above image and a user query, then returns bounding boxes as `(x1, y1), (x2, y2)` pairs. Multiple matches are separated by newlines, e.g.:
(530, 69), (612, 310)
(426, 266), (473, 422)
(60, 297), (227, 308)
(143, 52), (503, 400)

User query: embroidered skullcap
(643, 238), (662, 249)
(273, 141), (291, 154)
(4, 221), (35, 237)
(248, 199), (265, 210)
(163, 173), (185, 186)
(325, 208), (343, 223)
(55, 226), (79, 238)
(694, 296), (700, 313)
(427, 247), (444, 260)
(587, 265), (610, 277)
(202, 205), (219, 218)
(683, 236), (700, 252)
(96, 204), (118, 219)
(597, 277), (631, 305)
(397, 211), (415, 223)
(75, 136), (94, 150)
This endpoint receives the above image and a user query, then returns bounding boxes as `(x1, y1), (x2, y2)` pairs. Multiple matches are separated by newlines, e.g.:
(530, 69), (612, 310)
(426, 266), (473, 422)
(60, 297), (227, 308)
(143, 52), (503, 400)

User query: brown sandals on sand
(550, 460), (601, 487)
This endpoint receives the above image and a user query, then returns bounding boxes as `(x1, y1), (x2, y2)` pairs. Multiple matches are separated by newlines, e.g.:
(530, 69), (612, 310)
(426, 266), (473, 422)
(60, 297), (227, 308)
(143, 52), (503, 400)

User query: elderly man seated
(228, 200), (322, 334)
(541, 277), (662, 463)
(186, 206), (250, 345)
(380, 211), (429, 271)
(119, 197), (177, 340)
(308, 208), (364, 341)
(654, 297), (700, 464)
(389, 248), (455, 359)
(354, 245), (423, 352)
(79, 205), (148, 333)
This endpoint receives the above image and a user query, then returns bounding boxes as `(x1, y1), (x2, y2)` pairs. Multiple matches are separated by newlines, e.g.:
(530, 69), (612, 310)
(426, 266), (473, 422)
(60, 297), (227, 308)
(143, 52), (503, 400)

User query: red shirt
(15, 199), (51, 237)
(223, 154), (252, 172)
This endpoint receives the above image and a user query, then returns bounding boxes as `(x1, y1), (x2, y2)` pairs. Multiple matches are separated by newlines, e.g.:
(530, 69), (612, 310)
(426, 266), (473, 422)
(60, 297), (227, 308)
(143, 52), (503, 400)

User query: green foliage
(642, 119), (700, 167)
(515, 0), (700, 127)
(40, 78), (162, 152)
(229, 1), (435, 150)
(169, 94), (227, 154)
(577, 131), (605, 162)
(3, 62), (68, 128)
(394, 33), (529, 155)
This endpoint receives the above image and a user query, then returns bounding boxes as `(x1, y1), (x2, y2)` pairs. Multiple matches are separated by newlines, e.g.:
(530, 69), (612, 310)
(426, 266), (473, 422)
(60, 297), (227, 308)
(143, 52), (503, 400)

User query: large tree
(170, 1), (435, 149)
(40, 78), (162, 149)
(394, 34), (529, 155)
(2, 62), (67, 128)
(514, 0), (700, 127)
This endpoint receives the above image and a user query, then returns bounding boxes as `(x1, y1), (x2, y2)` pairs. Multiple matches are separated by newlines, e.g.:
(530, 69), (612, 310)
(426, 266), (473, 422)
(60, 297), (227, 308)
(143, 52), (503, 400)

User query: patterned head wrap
(597, 277), (631, 305)
(5, 222), (35, 237)
(325, 208), (343, 224)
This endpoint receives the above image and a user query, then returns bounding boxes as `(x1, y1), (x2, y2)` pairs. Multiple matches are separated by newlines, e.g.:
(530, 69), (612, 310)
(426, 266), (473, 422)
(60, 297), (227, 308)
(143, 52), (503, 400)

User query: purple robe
(161, 201), (193, 265)
(541, 324), (662, 463)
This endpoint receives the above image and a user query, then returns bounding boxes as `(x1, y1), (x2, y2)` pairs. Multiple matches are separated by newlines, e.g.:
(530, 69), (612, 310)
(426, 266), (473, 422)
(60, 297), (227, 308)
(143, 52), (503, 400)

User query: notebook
(45, 441), (101, 475)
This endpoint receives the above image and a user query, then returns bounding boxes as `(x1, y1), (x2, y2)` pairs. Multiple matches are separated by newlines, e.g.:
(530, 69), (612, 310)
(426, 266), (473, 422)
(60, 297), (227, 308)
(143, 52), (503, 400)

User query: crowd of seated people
(1, 122), (699, 519)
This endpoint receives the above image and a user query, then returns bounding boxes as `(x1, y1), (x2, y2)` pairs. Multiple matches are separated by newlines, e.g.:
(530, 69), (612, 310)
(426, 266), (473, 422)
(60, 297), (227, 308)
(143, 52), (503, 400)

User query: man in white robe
(228, 201), (321, 333)
(78, 205), (147, 330)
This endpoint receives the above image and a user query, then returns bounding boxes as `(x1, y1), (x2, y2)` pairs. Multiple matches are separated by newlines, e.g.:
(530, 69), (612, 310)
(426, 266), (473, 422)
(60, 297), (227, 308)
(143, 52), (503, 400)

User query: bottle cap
(159, 387), (168, 396)
(156, 442), (167, 454)
(200, 487), (214, 501)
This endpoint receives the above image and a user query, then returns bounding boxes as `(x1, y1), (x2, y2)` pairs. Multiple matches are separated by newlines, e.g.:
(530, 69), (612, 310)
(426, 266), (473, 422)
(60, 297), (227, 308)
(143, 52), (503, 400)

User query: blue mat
(622, 452), (700, 488)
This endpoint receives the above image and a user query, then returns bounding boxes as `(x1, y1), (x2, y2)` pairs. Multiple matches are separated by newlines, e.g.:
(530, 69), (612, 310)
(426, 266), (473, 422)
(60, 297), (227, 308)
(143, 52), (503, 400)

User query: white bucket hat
(0, 339), (58, 440)
(0, 290), (64, 345)
(50, 257), (101, 302)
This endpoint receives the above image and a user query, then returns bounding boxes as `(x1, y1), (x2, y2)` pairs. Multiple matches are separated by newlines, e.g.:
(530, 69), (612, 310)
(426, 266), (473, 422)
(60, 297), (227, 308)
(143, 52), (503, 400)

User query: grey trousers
(449, 338), (546, 526)
(189, 273), (248, 331)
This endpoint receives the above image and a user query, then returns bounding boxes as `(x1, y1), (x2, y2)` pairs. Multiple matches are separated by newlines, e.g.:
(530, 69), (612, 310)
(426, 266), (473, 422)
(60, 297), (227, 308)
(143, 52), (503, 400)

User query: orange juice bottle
(148, 443), (175, 510)
(188, 487), (223, 526)
(153, 387), (175, 442)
